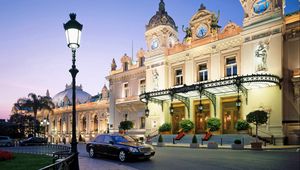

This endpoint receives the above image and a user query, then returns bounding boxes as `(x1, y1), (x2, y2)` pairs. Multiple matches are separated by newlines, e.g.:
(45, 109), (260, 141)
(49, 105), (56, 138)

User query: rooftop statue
(210, 10), (221, 35)
(182, 25), (192, 42)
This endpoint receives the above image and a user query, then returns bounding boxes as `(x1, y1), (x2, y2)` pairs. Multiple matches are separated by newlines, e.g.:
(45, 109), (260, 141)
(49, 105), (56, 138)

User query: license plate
(144, 152), (151, 156)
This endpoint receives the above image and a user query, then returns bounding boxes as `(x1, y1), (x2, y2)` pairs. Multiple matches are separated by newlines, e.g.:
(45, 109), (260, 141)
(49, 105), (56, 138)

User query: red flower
(0, 150), (14, 161)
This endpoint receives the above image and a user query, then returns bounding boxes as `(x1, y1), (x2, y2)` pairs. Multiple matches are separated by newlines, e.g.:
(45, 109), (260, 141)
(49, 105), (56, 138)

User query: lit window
(175, 69), (183, 85)
(139, 79), (146, 94)
(198, 63), (208, 81)
(225, 57), (237, 77)
(123, 83), (129, 98)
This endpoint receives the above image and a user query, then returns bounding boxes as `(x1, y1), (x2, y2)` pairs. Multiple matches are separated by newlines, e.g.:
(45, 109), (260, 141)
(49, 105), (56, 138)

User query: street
(77, 144), (300, 170)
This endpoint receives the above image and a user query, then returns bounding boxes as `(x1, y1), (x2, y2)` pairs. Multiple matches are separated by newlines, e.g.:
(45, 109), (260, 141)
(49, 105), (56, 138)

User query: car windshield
(113, 135), (136, 143)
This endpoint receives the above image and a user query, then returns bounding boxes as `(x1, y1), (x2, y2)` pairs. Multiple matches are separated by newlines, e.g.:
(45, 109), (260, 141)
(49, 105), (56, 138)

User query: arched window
(94, 115), (98, 132)
(82, 117), (86, 132)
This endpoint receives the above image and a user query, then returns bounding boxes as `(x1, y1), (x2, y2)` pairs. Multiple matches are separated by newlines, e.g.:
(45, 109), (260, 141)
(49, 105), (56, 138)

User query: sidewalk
(151, 142), (300, 150)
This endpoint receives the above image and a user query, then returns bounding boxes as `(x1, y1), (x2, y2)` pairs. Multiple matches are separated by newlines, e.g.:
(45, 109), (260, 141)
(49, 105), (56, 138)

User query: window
(123, 83), (129, 98)
(140, 117), (145, 129)
(124, 62), (129, 71)
(139, 57), (145, 67)
(198, 63), (208, 81)
(175, 69), (183, 85)
(225, 57), (237, 77)
(103, 135), (113, 144)
(95, 135), (104, 143)
(139, 79), (146, 94)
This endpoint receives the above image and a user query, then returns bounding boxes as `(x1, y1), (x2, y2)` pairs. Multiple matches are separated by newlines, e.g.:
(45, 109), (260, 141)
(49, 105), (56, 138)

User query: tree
(246, 110), (268, 142)
(8, 113), (40, 138)
(119, 120), (134, 131)
(16, 93), (54, 137)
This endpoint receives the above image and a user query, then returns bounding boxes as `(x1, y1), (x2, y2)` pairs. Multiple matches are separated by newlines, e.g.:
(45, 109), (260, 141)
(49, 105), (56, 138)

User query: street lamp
(40, 117), (49, 138)
(63, 13), (82, 170)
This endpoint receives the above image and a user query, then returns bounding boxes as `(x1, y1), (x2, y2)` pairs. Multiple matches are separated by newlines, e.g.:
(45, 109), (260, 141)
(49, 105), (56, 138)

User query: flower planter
(190, 143), (199, 148)
(207, 143), (218, 149)
(157, 142), (165, 147)
(231, 144), (244, 150)
(211, 130), (221, 135)
(237, 130), (249, 134)
(160, 131), (171, 135)
(251, 142), (263, 150)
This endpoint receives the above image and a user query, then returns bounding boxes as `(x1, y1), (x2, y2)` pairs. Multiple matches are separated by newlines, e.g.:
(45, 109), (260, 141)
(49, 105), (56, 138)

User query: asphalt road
(77, 144), (300, 170)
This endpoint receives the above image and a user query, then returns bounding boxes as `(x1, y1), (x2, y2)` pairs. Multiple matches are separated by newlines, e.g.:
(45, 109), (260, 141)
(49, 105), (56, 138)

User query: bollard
(242, 137), (244, 145)
(201, 138), (203, 145)
(220, 138), (223, 146)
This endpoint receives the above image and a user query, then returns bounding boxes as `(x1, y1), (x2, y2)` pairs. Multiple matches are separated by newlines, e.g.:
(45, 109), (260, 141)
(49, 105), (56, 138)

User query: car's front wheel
(89, 147), (95, 158)
(118, 150), (127, 162)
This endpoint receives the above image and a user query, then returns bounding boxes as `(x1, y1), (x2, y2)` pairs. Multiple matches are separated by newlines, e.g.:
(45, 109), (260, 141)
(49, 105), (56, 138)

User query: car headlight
(129, 147), (139, 153)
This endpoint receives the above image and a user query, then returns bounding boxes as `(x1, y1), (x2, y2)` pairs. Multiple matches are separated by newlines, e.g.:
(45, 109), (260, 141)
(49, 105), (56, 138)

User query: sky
(0, 0), (298, 120)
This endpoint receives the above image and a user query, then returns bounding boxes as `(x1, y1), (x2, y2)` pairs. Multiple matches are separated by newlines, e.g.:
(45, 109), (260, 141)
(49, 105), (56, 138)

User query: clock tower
(145, 0), (178, 54)
(240, 0), (284, 27)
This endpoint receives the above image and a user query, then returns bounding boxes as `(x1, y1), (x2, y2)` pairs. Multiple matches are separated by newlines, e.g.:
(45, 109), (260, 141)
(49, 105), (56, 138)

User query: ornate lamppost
(40, 117), (49, 138)
(63, 13), (82, 170)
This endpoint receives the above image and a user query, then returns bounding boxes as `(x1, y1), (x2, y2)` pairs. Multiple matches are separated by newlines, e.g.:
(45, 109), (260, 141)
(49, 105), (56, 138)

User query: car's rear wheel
(89, 148), (95, 158)
(118, 150), (127, 162)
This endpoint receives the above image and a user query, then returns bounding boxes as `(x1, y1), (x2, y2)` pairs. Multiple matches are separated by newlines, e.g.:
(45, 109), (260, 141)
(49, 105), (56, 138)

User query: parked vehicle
(86, 134), (155, 162)
(19, 137), (47, 146)
(0, 136), (14, 147)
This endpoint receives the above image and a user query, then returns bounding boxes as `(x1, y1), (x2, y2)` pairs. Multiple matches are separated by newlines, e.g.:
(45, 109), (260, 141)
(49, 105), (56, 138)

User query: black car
(86, 134), (155, 162)
(19, 137), (47, 146)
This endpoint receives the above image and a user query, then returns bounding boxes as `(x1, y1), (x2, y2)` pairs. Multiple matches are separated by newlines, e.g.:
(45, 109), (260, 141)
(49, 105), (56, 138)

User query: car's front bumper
(127, 151), (155, 160)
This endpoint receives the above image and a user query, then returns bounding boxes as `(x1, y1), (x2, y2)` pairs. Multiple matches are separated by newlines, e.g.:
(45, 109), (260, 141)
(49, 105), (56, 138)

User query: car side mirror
(109, 141), (114, 145)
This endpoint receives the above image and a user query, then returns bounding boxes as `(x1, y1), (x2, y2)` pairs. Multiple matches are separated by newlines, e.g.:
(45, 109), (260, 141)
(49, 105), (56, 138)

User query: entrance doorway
(171, 106), (185, 134)
(222, 100), (240, 134)
(195, 103), (210, 134)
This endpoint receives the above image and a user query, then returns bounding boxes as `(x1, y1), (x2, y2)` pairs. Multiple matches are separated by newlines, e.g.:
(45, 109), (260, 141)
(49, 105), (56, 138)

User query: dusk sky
(0, 0), (298, 120)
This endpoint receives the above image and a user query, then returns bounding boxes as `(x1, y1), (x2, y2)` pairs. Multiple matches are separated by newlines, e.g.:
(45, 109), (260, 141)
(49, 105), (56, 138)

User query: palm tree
(16, 93), (54, 137)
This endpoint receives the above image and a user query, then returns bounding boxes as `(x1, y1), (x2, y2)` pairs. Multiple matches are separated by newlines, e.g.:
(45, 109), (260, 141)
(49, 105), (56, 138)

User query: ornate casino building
(108, 0), (299, 145)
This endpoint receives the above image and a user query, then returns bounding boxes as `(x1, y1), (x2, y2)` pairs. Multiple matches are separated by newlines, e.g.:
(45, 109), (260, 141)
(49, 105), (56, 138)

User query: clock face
(151, 38), (159, 50)
(253, 0), (270, 14)
(197, 24), (208, 38)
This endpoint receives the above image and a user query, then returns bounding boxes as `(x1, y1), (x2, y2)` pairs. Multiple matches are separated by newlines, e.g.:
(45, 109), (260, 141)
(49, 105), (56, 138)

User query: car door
(103, 135), (119, 156)
(94, 135), (105, 155)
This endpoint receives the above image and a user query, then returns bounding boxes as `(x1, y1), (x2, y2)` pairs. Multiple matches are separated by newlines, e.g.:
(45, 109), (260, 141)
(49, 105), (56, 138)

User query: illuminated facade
(37, 84), (109, 143)
(108, 0), (299, 145)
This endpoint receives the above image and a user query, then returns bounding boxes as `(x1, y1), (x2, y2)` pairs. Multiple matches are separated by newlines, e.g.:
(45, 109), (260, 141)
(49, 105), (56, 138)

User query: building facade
(108, 0), (299, 144)
(37, 84), (109, 143)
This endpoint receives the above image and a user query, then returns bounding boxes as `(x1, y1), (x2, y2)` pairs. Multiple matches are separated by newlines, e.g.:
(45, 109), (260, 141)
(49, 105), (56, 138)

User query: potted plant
(190, 134), (199, 148)
(246, 110), (268, 150)
(159, 123), (172, 134)
(157, 134), (164, 147)
(179, 120), (194, 133)
(207, 141), (218, 149)
(119, 120), (134, 133)
(207, 118), (221, 134)
(235, 119), (250, 134)
(231, 139), (244, 150)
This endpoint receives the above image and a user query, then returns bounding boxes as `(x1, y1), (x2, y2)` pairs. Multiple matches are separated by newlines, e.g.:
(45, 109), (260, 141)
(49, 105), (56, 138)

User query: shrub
(179, 120), (194, 132)
(119, 120), (134, 131)
(192, 134), (198, 143)
(207, 118), (221, 131)
(234, 139), (242, 144)
(236, 119), (250, 131)
(0, 150), (14, 161)
(158, 134), (163, 143)
(159, 123), (171, 132)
